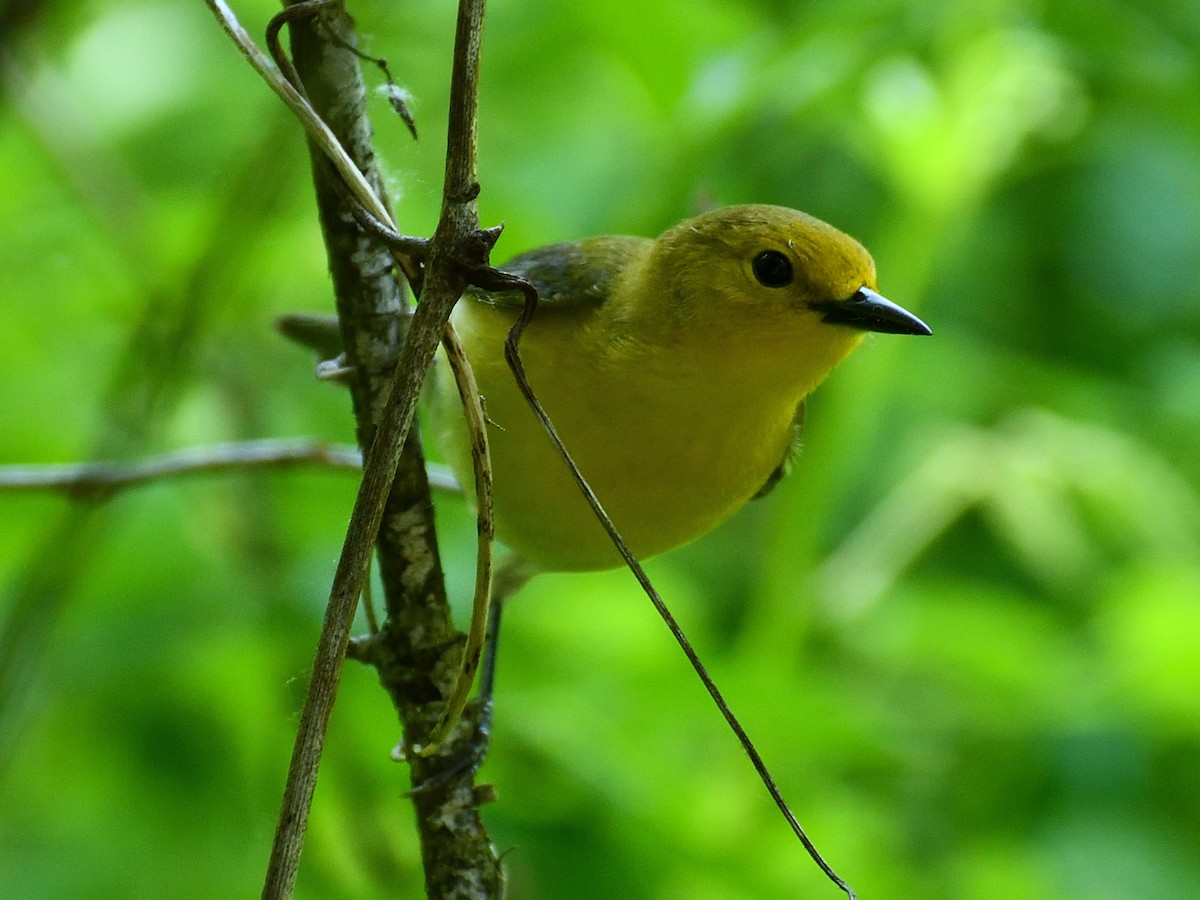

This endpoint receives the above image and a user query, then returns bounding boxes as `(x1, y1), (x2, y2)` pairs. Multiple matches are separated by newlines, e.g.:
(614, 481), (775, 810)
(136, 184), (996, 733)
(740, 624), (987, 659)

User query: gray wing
(469, 236), (649, 310)
(752, 401), (805, 499)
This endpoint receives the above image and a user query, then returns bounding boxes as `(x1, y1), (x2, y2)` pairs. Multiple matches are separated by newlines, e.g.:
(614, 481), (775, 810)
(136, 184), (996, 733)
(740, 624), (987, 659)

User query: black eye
(752, 250), (793, 288)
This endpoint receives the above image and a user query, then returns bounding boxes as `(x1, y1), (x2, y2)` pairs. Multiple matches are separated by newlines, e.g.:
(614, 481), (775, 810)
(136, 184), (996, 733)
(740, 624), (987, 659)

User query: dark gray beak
(810, 287), (932, 336)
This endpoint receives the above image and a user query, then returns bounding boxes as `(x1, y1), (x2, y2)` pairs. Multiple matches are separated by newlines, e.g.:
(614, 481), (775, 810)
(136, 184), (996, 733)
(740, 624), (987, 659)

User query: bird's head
(617, 204), (930, 394)
(651, 204), (930, 338)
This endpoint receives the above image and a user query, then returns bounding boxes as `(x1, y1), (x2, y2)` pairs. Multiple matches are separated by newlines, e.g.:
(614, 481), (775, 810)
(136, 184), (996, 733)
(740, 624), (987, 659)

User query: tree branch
(0, 442), (462, 497)
(202, 0), (503, 897)
(0, 440), (361, 498)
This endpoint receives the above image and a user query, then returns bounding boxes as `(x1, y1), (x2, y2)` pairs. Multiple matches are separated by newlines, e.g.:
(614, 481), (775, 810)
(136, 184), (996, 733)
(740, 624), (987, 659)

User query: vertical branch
(442, 0), (484, 206)
(252, 0), (501, 897)
(366, 0), (505, 889)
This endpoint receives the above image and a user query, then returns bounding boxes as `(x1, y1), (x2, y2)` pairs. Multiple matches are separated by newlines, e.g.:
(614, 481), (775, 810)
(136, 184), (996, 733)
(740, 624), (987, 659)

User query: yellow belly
(429, 301), (798, 572)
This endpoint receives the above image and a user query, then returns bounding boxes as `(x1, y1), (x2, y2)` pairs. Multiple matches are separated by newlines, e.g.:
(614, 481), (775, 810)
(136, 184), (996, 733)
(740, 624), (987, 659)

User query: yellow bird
(281, 203), (929, 765)
(428, 204), (930, 574)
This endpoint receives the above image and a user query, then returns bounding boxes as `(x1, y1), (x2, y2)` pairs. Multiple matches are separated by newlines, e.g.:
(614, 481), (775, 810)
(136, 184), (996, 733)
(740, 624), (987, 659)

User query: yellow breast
(430, 297), (824, 572)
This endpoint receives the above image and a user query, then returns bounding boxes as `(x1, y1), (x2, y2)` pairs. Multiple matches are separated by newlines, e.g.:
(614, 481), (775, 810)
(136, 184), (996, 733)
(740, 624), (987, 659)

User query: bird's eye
(751, 250), (793, 288)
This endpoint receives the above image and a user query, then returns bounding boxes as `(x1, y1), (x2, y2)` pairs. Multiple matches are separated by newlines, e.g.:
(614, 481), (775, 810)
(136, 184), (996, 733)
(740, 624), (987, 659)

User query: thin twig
(0, 440), (362, 498)
(422, 323), (493, 752)
(267, 2), (419, 141)
(498, 275), (858, 899)
(204, 0), (409, 236)
(262, 0), (427, 289)
(0, 444), (460, 497)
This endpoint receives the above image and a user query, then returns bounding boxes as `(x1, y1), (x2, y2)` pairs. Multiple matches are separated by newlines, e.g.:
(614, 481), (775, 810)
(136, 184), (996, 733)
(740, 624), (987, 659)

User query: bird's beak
(810, 287), (932, 336)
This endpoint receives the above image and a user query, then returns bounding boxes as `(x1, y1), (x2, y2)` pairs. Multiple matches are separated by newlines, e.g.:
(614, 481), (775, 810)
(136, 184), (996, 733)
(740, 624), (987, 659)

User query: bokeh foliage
(1, 0), (1198, 897)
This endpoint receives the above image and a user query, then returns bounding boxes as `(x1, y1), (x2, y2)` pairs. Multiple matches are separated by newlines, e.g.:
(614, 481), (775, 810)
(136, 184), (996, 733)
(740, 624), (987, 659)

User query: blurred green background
(2, 0), (1199, 897)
